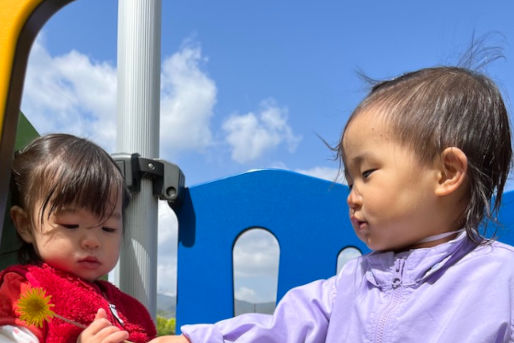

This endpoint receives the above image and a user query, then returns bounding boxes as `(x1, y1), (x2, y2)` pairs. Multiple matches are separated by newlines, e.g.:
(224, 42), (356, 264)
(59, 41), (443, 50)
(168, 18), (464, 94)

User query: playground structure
(1, 0), (514, 332)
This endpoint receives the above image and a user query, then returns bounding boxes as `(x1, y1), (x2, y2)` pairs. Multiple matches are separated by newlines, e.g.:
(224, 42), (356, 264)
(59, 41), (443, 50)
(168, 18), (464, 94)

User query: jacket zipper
(374, 258), (405, 343)
(109, 303), (125, 326)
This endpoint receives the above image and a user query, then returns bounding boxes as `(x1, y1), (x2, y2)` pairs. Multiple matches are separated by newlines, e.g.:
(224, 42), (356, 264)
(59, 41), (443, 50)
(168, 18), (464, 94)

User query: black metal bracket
(112, 153), (185, 208)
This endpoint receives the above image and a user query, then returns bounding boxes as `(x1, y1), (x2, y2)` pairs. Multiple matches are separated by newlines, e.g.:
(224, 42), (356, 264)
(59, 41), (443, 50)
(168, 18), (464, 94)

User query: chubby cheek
(371, 187), (414, 220)
(34, 237), (65, 259)
(105, 236), (122, 264)
(109, 245), (121, 262)
(363, 194), (390, 219)
(39, 250), (73, 273)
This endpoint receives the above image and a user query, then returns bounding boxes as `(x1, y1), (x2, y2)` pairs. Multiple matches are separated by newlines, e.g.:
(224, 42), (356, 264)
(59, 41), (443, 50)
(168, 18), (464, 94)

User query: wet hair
(338, 66), (512, 242)
(10, 133), (130, 264)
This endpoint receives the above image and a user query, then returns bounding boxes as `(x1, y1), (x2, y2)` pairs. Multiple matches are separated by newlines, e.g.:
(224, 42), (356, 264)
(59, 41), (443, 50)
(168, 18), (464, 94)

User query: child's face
(26, 195), (123, 282)
(343, 110), (443, 251)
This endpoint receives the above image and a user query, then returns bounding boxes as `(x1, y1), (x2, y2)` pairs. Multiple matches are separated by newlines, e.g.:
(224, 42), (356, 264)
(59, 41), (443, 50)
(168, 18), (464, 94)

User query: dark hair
(339, 66), (512, 242)
(11, 133), (130, 264)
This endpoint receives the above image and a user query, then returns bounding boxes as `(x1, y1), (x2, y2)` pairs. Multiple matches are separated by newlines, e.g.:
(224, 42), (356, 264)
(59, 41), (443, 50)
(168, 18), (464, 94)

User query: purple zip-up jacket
(182, 233), (514, 342)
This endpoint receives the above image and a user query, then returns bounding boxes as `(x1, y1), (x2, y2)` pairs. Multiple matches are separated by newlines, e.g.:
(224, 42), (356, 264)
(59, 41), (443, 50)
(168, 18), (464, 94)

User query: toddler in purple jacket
(152, 66), (514, 343)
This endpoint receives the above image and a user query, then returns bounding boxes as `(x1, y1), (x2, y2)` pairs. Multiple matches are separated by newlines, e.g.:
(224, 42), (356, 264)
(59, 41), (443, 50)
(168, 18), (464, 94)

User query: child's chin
(75, 270), (103, 282)
(80, 275), (100, 282)
(366, 242), (395, 252)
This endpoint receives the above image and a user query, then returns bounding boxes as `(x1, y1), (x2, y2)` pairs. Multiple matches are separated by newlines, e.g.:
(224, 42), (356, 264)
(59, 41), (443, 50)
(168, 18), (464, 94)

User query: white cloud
(235, 287), (259, 303)
(157, 263), (177, 296)
(157, 202), (178, 296)
(22, 37), (297, 168)
(160, 44), (216, 157)
(158, 201), (179, 244)
(295, 166), (346, 184)
(233, 229), (279, 277)
(22, 37), (217, 157)
(21, 35), (117, 151)
(223, 100), (301, 163)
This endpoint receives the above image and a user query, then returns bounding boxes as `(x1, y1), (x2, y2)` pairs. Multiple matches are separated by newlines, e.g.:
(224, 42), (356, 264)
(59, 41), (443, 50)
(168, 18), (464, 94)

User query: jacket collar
(363, 232), (478, 289)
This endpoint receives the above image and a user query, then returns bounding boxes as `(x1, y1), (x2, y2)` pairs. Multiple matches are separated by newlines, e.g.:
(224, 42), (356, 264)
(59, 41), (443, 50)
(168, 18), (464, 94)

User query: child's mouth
(351, 217), (368, 230)
(78, 257), (101, 269)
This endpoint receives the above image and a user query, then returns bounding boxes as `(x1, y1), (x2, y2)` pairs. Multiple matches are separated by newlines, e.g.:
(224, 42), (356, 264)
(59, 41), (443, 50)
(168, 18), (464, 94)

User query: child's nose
(82, 232), (100, 249)
(347, 186), (362, 210)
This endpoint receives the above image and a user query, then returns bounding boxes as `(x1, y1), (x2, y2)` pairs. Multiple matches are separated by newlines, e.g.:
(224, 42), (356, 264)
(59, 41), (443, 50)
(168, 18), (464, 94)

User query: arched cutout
(233, 227), (279, 316)
(336, 246), (362, 274)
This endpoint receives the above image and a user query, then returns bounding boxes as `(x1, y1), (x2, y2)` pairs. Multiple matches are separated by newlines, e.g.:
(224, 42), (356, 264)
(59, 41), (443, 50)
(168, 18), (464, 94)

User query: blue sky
(20, 0), (514, 305)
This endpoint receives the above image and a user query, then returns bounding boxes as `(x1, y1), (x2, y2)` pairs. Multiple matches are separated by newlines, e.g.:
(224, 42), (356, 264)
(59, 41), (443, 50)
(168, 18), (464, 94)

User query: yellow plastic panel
(0, 0), (73, 242)
(0, 0), (44, 135)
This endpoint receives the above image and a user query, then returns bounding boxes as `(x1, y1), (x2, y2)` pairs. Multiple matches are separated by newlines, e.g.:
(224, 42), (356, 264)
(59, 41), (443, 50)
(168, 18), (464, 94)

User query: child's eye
(103, 227), (117, 233)
(362, 169), (376, 178)
(60, 224), (79, 229)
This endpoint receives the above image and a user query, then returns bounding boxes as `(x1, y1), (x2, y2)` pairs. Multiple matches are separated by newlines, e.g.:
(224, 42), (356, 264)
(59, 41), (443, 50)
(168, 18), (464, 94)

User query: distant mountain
(157, 293), (176, 317)
(156, 293), (275, 318)
(234, 299), (275, 316)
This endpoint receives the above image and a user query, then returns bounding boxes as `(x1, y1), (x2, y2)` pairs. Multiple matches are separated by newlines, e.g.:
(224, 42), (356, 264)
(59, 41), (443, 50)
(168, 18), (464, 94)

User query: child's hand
(76, 308), (130, 343)
(147, 334), (190, 343)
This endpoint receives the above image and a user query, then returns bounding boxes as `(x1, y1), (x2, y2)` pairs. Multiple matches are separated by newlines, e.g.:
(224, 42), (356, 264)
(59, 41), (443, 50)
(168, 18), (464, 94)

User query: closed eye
(60, 224), (79, 229)
(103, 227), (117, 233)
(362, 169), (376, 178)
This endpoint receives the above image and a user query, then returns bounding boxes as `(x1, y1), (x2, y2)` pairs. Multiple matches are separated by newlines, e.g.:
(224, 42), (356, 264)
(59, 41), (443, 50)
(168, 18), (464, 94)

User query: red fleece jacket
(0, 263), (156, 342)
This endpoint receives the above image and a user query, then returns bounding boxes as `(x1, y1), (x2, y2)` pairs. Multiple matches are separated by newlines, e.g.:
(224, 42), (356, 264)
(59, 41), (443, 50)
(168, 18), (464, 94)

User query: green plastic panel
(0, 112), (38, 269)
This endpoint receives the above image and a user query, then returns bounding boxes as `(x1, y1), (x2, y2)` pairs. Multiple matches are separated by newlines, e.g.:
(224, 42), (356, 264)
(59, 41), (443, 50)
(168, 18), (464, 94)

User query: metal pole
(115, 0), (161, 318)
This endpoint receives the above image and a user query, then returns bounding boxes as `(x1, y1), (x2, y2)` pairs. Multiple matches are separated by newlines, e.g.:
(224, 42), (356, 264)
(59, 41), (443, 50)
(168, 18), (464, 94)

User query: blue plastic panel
(498, 191), (514, 244)
(175, 169), (366, 329)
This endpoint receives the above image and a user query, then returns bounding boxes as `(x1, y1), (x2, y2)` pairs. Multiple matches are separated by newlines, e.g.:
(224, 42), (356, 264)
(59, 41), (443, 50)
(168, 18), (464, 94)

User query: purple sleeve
(181, 277), (336, 343)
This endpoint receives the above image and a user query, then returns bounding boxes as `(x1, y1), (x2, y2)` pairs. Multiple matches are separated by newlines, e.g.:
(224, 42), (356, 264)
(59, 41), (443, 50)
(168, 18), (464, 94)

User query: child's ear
(10, 206), (34, 243)
(435, 147), (468, 197)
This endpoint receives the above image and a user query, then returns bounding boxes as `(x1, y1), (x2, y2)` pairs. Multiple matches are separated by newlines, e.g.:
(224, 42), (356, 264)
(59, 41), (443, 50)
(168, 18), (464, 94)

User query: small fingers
(78, 309), (129, 343)
(78, 323), (129, 343)
(95, 308), (108, 320)
(87, 317), (114, 335)
(97, 326), (129, 343)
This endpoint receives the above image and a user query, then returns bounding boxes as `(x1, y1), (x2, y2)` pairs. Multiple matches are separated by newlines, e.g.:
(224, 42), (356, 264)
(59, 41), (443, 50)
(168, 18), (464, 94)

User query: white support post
(115, 0), (161, 319)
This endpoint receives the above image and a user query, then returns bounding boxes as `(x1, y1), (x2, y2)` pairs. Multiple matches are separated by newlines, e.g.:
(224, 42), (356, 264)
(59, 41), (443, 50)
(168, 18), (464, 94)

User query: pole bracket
(112, 153), (185, 208)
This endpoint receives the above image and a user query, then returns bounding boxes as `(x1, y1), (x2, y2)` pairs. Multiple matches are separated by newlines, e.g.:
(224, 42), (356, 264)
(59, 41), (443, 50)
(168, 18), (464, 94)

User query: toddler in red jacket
(0, 134), (156, 343)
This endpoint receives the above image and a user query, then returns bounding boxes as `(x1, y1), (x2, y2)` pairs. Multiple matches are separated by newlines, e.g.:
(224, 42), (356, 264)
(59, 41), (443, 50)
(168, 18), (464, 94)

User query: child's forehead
(343, 110), (395, 149)
(341, 110), (420, 166)
(53, 204), (122, 219)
